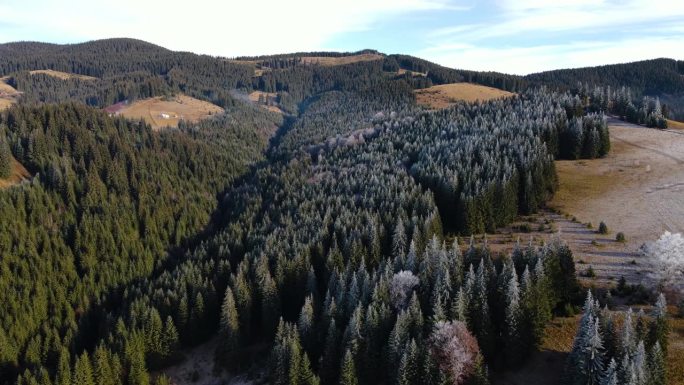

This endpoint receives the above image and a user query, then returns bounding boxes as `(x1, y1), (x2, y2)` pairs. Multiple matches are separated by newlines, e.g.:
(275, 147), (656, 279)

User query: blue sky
(1, 0), (683, 74)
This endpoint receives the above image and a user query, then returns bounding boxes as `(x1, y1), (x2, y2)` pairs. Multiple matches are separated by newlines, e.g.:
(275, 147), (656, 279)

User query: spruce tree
(601, 359), (618, 385)
(72, 352), (95, 385)
(297, 295), (315, 352)
(162, 316), (179, 355)
(55, 348), (71, 385)
(393, 218), (407, 261)
(398, 339), (421, 385)
(648, 342), (665, 385)
(649, 294), (669, 354)
(220, 287), (240, 354)
(621, 309), (636, 357)
(0, 135), (11, 179)
(93, 346), (114, 385)
(339, 350), (359, 385)
(504, 264), (522, 365)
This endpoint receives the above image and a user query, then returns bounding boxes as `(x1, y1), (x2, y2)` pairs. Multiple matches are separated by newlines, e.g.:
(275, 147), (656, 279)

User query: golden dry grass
(0, 98), (15, 111)
(0, 77), (18, 95)
(248, 91), (283, 114)
(299, 53), (384, 66)
(113, 94), (223, 130)
(0, 158), (31, 189)
(397, 68), (426, 77)
(247, 91), (277, 103)
(670, 315), (684, 385)
(414, 83), (515, 109)
(29, 69), (97, 81)
(551, 156), (626, 211)
(667, 119), (684, 130)
(0, 78), (18, 110)
(550, 118), (684, 248)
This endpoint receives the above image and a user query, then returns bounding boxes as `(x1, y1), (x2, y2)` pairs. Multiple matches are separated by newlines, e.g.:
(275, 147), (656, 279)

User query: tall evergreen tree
(220, 287), (240, 355)
(649, 294), (669, 354)
(72, 352), (95, 385)
(339, 350), (359, 385)
(648, 342), (665, 385)
(0, 134), (11, 179)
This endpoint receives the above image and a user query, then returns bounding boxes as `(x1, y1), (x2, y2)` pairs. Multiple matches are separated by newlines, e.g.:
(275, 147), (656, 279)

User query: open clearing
(0, 77), (17, 94)
(397, 68), (427, 77)
(667, 119), (684, 130)
(0, 158), (31, 189)
(106, 94), (223, 130)
(299, 53), (384, 66)
(0, 77), (20, 110)
(29, 69), (97, 81)
(248, 91), (283, 114)
(0, 98), (14, 111)
(415, 83), (515, 109)
(468, 209), (644, 289)
(551, 117), (684, 253)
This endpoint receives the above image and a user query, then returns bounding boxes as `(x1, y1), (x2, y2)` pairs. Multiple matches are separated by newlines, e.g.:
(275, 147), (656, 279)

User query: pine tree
(398, 339), (421, 385)
(339, 350), (359, 385)
(649, 294), (669, 354)
(162, 316), (179, 355)
(144, 308), (164, 357)
(220, 287), (240, 354)
(55, 348), (71, 385)
(93, 346), (114, 385)
(126, 334), (150, 385)
(393, 218), (407, 260)
(452, 287), (468, 323)
(601, 359), (618, 385)
(321, 319), (340, 385)
(261, 271), (281, 339)
(621, 309), (636, 357)
(72, 352), (95, 385)
(504, 263), (522, 365)
(297, 295), (315, 352)
(648, 342), (665, 385)
(581, 317), (606, 385)
(0, 134), (11, 179)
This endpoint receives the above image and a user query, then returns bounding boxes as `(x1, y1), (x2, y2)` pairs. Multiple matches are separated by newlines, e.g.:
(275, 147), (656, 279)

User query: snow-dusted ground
(551, 117), (684, 287)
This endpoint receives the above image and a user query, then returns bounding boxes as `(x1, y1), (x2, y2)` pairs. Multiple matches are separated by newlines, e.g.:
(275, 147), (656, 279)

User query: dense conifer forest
(0, 39), (676, 385)
(526, 58), (684, 121)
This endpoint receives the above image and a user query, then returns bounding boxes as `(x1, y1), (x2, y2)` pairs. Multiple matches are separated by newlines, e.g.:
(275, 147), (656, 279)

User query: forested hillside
(0, 39), (676, 385)
(0, 39), (254, 107)
(526, 58), (684, 120)
(0, 101), (281, 384)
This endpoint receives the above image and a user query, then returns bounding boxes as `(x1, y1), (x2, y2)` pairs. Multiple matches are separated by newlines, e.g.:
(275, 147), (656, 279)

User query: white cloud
(0, 0), (453, 56)
(433, 0), (684, 42)
(420, 0), (684, 73)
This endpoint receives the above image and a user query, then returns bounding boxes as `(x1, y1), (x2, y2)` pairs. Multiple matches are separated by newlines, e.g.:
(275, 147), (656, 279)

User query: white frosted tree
(621, 308), (636, 356)
(583, 317), (606, 385)
(390, 271), (420, 310)
(633, 341), (647, 385)
(429, 321), (480, 385)
(641, 231), (684, 293)
(602, 358), (618, 385)
(504, 263), (522, 364)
